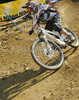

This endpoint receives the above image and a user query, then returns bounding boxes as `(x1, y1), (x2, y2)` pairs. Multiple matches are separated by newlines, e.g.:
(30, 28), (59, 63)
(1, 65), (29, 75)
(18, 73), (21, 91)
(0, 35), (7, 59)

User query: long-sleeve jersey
(32, 4), (58, 28)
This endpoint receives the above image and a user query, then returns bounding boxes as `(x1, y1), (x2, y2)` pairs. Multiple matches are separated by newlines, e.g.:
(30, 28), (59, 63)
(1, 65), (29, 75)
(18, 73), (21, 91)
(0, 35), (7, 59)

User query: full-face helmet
(22, 1), (38, 13)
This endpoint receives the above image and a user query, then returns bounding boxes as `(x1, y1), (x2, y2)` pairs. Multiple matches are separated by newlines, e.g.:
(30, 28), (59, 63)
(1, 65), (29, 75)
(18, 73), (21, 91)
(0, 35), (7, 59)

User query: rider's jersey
(32, 4), (57, 28)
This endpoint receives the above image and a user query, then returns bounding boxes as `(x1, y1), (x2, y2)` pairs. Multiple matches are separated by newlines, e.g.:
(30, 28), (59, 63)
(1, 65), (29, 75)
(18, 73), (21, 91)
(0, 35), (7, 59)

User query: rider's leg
(51, 14), (75, 41)
(60, 28), (68, 35)
(45, 15), (75, 41)
(45, 20), (52, 31)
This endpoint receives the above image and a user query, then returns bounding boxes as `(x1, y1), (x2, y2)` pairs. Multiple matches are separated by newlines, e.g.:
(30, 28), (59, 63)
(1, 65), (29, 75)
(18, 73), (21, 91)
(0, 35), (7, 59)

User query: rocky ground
(0, 0), (79, 100)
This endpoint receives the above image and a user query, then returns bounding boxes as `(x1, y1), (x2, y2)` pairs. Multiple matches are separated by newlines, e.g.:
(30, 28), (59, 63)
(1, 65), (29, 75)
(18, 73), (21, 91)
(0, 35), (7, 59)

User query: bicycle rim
(63, 26), (79, 47)
(31, 39), (64, 69)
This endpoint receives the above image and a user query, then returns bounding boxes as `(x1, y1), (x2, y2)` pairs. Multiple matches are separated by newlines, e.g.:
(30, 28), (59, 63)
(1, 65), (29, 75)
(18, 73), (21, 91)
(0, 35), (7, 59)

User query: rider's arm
(28, 14), (37, 35)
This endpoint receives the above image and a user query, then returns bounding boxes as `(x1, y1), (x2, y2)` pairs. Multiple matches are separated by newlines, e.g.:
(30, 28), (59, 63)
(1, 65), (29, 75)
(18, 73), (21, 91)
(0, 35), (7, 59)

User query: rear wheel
(31, 39), (64, 70)
(62, 26), (79, 47)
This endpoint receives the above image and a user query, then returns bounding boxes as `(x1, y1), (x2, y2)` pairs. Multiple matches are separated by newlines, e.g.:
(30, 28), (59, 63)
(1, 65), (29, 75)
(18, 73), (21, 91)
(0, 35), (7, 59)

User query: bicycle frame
(33, 23), (66, 46)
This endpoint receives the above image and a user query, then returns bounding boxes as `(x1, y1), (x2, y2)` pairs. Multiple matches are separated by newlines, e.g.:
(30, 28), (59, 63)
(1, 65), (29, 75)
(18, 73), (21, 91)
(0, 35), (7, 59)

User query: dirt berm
(0, 0), (79, 100)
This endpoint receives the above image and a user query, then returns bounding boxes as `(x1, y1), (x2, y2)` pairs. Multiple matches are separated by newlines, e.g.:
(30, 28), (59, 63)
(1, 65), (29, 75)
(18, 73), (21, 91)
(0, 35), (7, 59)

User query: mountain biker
(22, 1), (75, 41)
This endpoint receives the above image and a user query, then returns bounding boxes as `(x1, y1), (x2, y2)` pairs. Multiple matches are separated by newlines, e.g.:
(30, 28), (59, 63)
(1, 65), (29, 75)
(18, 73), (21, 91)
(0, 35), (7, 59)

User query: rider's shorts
(45, 13), (62, 33)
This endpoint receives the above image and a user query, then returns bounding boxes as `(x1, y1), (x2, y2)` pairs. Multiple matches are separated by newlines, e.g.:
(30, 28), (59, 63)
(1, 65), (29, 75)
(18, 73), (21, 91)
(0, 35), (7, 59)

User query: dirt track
(0, 0), (79, 100)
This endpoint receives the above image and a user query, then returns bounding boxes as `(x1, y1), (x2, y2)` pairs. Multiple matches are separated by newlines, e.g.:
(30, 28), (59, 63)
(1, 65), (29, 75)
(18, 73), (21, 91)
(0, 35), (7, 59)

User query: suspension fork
(39, 32), (52, 55)
(41, 32), (51, 48)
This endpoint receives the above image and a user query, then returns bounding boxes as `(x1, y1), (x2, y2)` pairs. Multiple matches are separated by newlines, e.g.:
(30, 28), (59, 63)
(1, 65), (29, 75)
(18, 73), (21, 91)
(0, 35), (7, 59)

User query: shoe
(67, 33), (75, 42)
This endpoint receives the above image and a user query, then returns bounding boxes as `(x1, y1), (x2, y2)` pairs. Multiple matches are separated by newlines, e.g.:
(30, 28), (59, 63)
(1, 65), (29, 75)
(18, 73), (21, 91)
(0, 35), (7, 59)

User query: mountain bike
(31, 23), (78, 70)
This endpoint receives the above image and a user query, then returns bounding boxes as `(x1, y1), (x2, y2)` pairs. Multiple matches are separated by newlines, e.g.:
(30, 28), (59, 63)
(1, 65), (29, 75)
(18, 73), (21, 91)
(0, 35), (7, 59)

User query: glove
(28, 29), (34, 35)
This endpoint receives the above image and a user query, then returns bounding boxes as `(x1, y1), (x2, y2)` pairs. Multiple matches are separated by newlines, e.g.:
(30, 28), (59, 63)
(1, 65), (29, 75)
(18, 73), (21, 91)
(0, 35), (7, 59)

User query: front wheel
(31, 39), (64, 70)
(62, 26), (79, 47)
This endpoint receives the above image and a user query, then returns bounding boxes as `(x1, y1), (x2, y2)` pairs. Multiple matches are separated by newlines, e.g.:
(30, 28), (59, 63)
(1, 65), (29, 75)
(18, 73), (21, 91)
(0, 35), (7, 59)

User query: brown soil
(0, 0), (79, 100)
